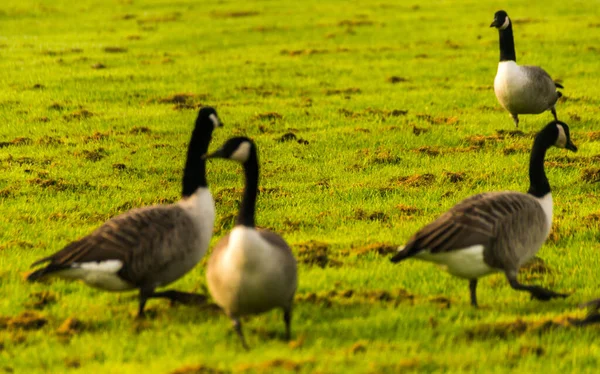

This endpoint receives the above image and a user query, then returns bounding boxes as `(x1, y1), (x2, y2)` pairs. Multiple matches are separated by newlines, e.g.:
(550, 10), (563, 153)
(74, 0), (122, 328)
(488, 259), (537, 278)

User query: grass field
(2, 0), (600, 372)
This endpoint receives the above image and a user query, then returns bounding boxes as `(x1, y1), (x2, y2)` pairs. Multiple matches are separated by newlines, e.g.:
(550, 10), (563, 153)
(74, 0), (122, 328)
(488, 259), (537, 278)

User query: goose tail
(390, 245), (413, 263)
(555, 82), (564, 89)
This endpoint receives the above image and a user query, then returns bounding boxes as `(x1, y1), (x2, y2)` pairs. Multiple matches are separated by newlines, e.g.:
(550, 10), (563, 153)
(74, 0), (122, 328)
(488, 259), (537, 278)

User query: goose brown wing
(33, 205), (197, 284)
(403, 192), (538, 255)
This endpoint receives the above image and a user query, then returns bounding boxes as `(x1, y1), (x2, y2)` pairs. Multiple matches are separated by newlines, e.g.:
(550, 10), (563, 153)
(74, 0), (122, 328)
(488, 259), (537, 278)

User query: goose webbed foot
(150, 290), (208, 306)
(507, 276), (568, 301)
(232, 318), (249, 350)
(469, 279), (479, 308)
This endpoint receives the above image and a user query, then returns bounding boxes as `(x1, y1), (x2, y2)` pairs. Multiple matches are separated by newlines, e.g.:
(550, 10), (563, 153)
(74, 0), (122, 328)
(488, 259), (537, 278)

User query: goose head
(538, 121), (577, 152)
(204, 137), (256, 164)
(195, 106), (223, 132)
(490, 10), (510, 30)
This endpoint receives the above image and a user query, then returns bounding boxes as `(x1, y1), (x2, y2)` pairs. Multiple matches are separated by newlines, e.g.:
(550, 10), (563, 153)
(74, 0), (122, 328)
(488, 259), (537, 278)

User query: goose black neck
(182, 128), (211, 197)
(236, 151), (259, 227)
(527, 136), (551, 198)
(498, 24), (516, 62)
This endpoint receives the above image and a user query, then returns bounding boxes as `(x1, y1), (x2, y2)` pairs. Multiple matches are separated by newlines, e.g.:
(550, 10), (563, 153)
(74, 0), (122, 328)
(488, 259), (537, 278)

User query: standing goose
(204, 137), (297, 350)
(27, 107), (222, 318)
(491, 10), (563, 127)
(391, 121), (576, 307)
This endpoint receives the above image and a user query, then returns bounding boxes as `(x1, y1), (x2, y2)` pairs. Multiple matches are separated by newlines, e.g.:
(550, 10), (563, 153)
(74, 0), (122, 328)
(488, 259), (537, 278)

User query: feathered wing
(523, 65), (562, 103)
(29, 205), (199, 285)
(391, 192), (545, 265)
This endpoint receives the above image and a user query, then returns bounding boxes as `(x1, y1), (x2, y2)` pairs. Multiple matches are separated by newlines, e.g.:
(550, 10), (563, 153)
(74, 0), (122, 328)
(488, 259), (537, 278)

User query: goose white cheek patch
(209, 113), (221, 129)
(230, 142), (251, 162)
(499, 17), (510, 30)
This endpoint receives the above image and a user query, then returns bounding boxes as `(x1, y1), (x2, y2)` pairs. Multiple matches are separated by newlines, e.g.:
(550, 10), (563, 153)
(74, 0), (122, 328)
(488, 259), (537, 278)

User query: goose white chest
(209, 226), (290, 316)
(494, 61), (530, 110)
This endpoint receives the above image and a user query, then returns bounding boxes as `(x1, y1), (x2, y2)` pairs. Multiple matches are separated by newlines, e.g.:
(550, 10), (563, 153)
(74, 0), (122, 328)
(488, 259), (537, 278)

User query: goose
(27, 107), (222, 318)
(390, 121), (576, 307)
(204, 137), (297, 350)
(490, 10), (563, 127)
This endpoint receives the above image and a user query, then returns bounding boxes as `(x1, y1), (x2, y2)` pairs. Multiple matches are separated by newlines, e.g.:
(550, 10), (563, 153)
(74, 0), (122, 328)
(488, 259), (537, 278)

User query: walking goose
(204, 137), (297, 350)
(490, 10), (563, 127)
(27, 107), (222, 317)
(391, 121), (576, 307)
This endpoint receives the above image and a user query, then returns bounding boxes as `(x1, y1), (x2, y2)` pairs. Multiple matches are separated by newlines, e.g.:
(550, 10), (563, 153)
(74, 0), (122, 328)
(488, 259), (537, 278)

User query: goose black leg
(232, 318), (249, 350)
(283, 307), (292, 341)
(506, 275), (568, 301)
(551, 107), (558, 121)
(469, 279), (478, 307)
(149, 290), (207, 305)
(137, 286), (155, 318)
(511, 114), (519, 128)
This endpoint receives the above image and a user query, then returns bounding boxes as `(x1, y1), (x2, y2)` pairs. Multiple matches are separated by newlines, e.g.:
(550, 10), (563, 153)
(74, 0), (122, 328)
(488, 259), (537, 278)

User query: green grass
(2, 0), (600, 372)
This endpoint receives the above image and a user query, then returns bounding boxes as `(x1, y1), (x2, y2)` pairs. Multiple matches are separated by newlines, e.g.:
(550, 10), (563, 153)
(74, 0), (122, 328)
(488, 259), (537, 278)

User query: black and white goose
(27, 107), (222, 317)
(391, 121), (577, 306)
(491, 10), (563, 127)
(204, 137), (297, 350)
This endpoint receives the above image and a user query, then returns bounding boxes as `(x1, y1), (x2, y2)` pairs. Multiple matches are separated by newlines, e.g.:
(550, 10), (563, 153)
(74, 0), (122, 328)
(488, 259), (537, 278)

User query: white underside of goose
(535, 192), (553, 238)
(414, 245), (497, 279)
(59, 260), (133, 291)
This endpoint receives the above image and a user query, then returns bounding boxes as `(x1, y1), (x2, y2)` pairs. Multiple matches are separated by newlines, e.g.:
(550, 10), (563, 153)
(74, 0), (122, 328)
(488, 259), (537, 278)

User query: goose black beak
(202, 148), (226, 160)
(566, 142), (578, 152)
(490, 20), (498, 28)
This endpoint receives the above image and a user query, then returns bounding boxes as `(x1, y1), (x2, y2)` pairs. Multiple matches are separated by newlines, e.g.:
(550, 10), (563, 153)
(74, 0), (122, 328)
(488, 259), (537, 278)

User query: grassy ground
(1, 0), (600, 372)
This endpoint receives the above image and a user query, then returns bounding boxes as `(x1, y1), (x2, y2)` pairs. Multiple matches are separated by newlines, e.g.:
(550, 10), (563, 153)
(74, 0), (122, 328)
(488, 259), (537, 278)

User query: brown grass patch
(347, 243), (398, 257)
(296, 288), (413, 307)
(443, 171), (467, 183)
(354, 209), (388, 222)
(64, 109), (94, 120)
(130, 126), (151, 134)
(294, 241), (341, 268)
(325, 87), (361, 96)
(253, 112), (282, 121)
(104, 46), (127, 53)
(91, 62), (106, 69)
(387, 76), (408, 83)
(75, 148), (107, 162)
(170, 364), (229, 374)
(338, 19), (375, 27)
(416, 114), (459, 125)
(582, 168), (600, 183)
(24, 291), (57, 310)
(56, 317), (87, 336)
(137, 12), (181, 24)
(212, 11), (259, 18)
(412, 145), (440, 156)
(465, 318), (567, 340)
(0, 311), (48, 330)
(391, 173), (436, 187)
(237, 358), (313, 373)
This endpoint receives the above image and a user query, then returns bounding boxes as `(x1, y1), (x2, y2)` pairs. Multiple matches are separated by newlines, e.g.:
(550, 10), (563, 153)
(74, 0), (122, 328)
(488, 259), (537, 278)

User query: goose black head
(490, 10), (510, 30)
(195, 106), (223, 132)
(538, 121), (577, 152)
(204, 137), (256, 164)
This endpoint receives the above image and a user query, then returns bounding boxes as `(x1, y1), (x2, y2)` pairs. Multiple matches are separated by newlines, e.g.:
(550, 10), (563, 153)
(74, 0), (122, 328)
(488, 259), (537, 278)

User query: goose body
(391, 121), (576, 306)
(27, 107), (223, 317)
(491, 10), (563, 127)
(205, 137), (297, 349)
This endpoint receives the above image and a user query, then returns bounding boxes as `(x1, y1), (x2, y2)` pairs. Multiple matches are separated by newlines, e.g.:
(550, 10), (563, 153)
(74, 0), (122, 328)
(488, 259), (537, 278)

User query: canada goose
(391, 121), (577, 307)
(27, 107), (223, 317)
(204, 137), (297, 349)
(490, 10), (563, 127)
